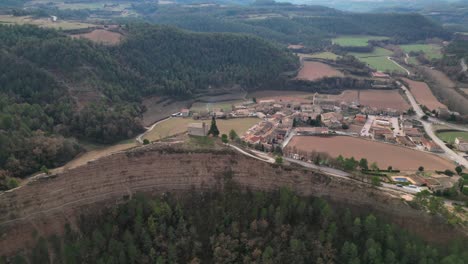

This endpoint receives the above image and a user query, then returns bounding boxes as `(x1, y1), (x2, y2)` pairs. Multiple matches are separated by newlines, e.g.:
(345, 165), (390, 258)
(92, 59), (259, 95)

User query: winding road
(398, 81), (468, 167)
(388, 56), (411, 75)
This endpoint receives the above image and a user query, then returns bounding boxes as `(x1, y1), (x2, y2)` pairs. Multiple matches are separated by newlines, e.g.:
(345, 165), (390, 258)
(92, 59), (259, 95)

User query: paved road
(284, 157), (351, 178)
(399, 82), (468, 167)
(136, 117), (172, 144)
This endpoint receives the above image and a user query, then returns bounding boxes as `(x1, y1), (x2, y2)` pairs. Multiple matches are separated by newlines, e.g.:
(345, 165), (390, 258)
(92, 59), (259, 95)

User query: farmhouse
(295, 127), (329, 135)
(187, 122), (208, 136)
(354, 114), (367, 123)
(455, 137), (468, 152)
(180, 108), (190, 117)
(321, 112), (343, 128)
(422, 139), (444, 153)
(372, 128), (394, 141)
(396, 136), (416, 147)
(404, 128), (423, 138)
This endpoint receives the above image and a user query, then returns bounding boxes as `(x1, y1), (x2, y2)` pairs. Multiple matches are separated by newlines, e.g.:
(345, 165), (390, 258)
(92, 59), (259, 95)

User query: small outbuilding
(188, 122), (208, 136)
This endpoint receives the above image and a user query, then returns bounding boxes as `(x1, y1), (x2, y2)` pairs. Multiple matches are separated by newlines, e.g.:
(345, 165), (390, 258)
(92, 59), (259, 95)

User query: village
(175, 86), (468, 194)
(181, 90), (452, 155)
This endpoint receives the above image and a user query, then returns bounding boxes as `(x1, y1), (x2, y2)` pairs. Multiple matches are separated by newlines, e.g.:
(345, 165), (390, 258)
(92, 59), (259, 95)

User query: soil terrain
(402, 78), (447, 111)
(296, 61), (344, 81)
(287, 135), (454, 171)
(330, 89), (410, 111)
(0, 143), (462, 256)
(71, 29), (123, 45)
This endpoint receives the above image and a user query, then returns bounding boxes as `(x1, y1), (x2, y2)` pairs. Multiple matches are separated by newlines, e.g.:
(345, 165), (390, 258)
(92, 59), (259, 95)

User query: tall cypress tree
(208, 116), (220, 137)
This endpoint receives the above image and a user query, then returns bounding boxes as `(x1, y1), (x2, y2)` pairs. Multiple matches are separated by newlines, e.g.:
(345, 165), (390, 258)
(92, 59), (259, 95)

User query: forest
(0, 24), (296, 182)
(146, 4), (451, 48)
(5, 186), (467, 263)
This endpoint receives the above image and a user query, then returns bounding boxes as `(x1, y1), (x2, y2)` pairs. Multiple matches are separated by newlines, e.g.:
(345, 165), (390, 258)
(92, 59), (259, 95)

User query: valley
(0, 0), (468, 262)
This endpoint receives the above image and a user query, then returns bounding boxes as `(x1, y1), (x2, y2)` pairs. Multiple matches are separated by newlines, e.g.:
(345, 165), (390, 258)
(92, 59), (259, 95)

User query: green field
(407, 56), (420, 65)
(143, 117), (260, 141)
(332, 35), (389, 47)
(308, 52), (339, 60)
(436, 131), (468, 144)
(0, 15), (96, 30)
(400, 44), (442, 60)
(349, 47), (404, 73)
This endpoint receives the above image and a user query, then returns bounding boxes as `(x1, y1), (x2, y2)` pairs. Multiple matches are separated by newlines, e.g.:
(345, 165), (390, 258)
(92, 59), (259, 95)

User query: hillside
(0, 24), (297, 181)
(147, 4), (450, 48)
(0, 144), (466, 261)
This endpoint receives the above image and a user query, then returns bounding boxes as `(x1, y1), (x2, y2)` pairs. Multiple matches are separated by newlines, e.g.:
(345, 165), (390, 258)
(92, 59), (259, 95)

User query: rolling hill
(0, 23), (297, 180)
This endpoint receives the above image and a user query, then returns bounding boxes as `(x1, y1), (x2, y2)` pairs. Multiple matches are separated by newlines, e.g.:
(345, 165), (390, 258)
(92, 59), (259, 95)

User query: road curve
(398, 81), (468, 167)
(388, 57), (411, 76)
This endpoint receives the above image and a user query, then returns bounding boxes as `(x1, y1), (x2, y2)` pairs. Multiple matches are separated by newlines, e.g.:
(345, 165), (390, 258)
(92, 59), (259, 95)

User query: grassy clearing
(190, 100), (244, 112)
(349, 48), (403, 73)
(407, 57), (420, 65)
(349, 47), (393, 58)
(437, 131), (468, 144)
(143, 117), (260, 142)
(332, 35), (389, 47)
(308, 52), (339, 60)
(0, 15), (96, 30)
(400, 44), (442, 60)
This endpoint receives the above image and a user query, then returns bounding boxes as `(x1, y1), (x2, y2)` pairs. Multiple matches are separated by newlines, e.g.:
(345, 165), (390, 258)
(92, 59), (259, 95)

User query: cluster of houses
(353, 114), (444, 153)
(184, 94), (447, 155)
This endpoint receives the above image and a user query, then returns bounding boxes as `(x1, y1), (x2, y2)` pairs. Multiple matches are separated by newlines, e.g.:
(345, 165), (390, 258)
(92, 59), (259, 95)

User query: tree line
(5, 187), (467, 263)
(0, 24), (296, 183)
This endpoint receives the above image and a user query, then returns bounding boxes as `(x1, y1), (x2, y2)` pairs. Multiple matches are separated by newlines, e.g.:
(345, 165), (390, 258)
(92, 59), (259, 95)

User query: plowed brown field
(331, 90), (410, 111)
(72, 29), (122, 45)
(287, 136), (453, 171)
(296, 61), (344, 81)
(403, 78), (446, 110)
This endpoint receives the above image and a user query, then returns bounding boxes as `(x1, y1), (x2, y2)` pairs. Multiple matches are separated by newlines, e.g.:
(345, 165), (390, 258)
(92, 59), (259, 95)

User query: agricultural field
(53, 141), (137, 173)
(349, 48), (404, 73)
(302, 52), (339, 60)
(53, 1), (131, 11)
(0, 15), (96, 30)
(400, 44), (442, 60)
(436, 130), (468, 144)
(330, 89), (410, 111)
(143, 117), (260, 142)
(71, 29), (123, 45)
(247, 90), (314, 103)
(190, 100), (244, 112)
(287, 136), (453, 171)
(402, 78), (446, 111)
(296, 61), (344, 81)
(332, 35), (389, 47)
(407, 56), (420, 65)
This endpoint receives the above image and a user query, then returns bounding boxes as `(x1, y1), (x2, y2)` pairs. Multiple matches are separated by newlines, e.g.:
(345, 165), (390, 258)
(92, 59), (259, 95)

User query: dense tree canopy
(7, 187), (467, 263)
(0, 24), (296, 181)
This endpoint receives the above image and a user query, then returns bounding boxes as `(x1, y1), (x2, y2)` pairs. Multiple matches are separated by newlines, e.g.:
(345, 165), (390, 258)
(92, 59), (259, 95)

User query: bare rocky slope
(0, 143), (462, 256)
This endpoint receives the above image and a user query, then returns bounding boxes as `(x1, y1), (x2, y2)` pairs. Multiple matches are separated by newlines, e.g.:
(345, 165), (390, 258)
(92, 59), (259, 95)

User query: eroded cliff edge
(0, 144), (461, 255)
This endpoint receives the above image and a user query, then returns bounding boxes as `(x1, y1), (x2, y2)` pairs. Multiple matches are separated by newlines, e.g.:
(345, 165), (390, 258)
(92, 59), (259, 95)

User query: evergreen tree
(208, 116), (220, 137)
